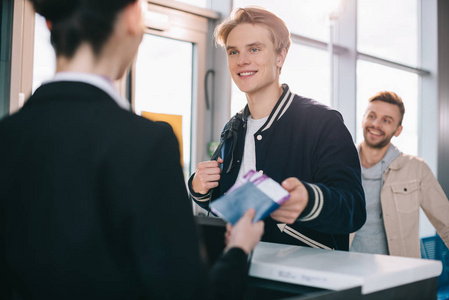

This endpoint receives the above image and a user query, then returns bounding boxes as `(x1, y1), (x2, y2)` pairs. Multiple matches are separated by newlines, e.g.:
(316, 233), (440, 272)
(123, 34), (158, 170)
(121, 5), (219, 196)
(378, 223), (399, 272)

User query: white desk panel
(249, 242), (442, 294)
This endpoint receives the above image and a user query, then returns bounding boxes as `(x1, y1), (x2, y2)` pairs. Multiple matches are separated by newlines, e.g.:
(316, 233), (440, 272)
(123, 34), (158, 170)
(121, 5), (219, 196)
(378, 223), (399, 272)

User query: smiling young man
(350, 91), (449, 258)
(188, 6), (366, 251)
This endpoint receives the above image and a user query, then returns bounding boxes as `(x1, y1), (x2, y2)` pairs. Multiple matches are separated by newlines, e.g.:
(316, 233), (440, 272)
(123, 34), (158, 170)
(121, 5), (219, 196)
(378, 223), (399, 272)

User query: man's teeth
(370, 130), (381, 136)
(240, 72), (255, 76)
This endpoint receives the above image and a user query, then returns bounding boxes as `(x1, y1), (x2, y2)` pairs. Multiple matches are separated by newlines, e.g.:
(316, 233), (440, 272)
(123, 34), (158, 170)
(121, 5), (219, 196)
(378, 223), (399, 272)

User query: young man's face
(362, 100), (403, 149)
(225, 23), (285, 97)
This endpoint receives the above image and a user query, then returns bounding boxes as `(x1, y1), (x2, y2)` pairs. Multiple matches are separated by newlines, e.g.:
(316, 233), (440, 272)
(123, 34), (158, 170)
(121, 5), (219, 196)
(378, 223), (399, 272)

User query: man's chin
(365, 139), (390, 149)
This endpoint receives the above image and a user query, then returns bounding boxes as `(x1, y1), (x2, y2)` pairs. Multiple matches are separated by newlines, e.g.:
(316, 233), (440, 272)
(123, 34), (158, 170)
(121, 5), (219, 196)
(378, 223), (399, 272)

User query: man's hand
(191, 158), (223, 194)
(225, 209), (264, 254)
(270, 177), (309, 224)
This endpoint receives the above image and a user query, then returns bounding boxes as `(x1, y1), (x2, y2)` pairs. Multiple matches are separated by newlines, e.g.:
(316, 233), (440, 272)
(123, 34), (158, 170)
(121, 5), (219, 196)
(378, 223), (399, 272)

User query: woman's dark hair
(29, 0), (137, 58)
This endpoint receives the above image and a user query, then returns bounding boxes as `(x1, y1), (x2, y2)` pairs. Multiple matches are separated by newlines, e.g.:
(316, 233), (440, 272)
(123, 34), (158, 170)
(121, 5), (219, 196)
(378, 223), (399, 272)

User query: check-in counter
(246, 241), (442, 300)
(195, 216), (443, 300)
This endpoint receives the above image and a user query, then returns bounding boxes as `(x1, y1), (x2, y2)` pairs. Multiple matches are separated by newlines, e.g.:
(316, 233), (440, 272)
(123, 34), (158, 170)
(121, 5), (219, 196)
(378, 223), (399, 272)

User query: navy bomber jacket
(189, 85), (366, 250)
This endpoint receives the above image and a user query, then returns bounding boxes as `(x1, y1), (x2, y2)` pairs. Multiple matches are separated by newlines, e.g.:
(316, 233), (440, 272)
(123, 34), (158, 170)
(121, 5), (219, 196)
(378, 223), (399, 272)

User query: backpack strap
(210, 112), (243, 173)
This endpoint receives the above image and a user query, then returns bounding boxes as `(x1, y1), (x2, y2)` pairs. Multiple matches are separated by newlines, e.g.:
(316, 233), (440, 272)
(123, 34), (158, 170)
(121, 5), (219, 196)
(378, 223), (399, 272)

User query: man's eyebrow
(368, 110), (396, 121)
(248, 42), (265, 47)
(226, 42), (266, 51)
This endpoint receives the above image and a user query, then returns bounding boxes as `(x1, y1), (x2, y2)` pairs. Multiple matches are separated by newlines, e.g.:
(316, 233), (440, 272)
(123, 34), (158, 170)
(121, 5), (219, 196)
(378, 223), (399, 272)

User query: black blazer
(0, 81), (247, 300)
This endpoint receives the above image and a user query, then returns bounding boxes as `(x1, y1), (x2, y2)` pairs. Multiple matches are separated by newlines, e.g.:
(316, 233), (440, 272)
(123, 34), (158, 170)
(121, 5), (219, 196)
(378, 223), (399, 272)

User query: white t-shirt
(236, 115), (268, 181)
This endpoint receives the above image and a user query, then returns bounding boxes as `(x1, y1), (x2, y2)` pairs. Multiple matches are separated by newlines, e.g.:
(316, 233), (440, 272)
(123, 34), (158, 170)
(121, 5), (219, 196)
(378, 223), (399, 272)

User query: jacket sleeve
(419, 161), (449, 250)
(296, 109), (366, 234)
(209, 248), (249, 300)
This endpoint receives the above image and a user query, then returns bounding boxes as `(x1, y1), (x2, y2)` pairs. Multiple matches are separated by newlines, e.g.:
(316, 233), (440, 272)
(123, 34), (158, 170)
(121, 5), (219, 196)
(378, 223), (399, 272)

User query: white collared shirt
(45, 72), (130, 111)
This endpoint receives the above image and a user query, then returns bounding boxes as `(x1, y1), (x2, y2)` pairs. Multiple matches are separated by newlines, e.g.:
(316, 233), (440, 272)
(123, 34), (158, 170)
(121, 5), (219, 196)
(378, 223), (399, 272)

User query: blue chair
(421, 234), (449, 300)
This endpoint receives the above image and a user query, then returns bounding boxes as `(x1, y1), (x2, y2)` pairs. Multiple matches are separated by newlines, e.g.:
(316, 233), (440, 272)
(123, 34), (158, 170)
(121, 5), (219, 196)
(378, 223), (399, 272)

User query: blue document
(210, 170), (290, 225)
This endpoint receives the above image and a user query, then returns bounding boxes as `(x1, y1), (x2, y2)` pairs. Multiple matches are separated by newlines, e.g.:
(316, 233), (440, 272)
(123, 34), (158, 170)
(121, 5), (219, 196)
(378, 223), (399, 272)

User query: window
(356, 0), (434, 238)
(233, 0), (337, 42)
(356, 0), (420, 156)
(356, 60), (419, 155)
(358, 0), (418, 67)
(281, 44), (330, 106)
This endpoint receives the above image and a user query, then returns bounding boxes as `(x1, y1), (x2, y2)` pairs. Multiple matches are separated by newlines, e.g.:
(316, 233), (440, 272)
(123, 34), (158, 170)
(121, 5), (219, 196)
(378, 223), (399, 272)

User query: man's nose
(372, 118), (382, 127)
(237, 53), (250, 66)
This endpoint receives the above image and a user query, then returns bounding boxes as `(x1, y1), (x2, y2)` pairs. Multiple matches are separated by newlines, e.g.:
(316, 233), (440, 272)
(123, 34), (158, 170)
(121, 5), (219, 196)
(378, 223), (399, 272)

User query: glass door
(132, 2), (215, 184)
(134, 34), (193, 177)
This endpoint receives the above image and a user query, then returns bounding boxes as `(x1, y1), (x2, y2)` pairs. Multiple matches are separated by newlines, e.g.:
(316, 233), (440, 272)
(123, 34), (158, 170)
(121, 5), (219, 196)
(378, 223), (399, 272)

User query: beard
(363, 127), (395, 149)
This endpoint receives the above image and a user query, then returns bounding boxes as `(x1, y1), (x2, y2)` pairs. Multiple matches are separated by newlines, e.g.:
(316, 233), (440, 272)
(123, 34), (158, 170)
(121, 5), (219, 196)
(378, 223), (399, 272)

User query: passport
(210, 170), (290, 225)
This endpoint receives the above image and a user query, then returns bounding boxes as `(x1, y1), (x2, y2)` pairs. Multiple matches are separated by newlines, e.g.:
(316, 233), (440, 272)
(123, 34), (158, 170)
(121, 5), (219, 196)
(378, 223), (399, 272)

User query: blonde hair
(214, 6), (291, 54)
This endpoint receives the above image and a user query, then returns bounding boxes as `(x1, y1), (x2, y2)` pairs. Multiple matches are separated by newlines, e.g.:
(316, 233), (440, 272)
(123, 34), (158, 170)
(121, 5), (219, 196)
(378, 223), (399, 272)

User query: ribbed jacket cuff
(188, 173), (211, 202)
(299, 182), (324, 222)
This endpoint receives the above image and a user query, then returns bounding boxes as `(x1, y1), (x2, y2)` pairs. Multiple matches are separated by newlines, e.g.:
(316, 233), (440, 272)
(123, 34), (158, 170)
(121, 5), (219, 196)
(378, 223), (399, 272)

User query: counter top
(249, 241), (442, 294)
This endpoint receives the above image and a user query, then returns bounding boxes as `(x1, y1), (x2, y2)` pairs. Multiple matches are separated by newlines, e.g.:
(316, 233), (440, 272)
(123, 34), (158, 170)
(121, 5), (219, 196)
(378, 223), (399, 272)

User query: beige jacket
(376, 153), (449, 258)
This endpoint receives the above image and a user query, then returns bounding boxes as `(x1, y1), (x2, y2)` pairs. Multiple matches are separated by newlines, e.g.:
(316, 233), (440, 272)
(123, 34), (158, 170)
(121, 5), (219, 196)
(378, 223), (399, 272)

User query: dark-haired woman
(0, 1), (263, 299)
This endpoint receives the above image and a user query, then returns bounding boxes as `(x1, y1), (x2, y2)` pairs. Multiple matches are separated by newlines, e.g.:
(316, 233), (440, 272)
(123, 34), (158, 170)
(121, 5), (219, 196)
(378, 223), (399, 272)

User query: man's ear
(46, 20), (52, 31)
(123, 0), (144, 36)
(394, 125), (403, 137)
(276, 48), (287, 68)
